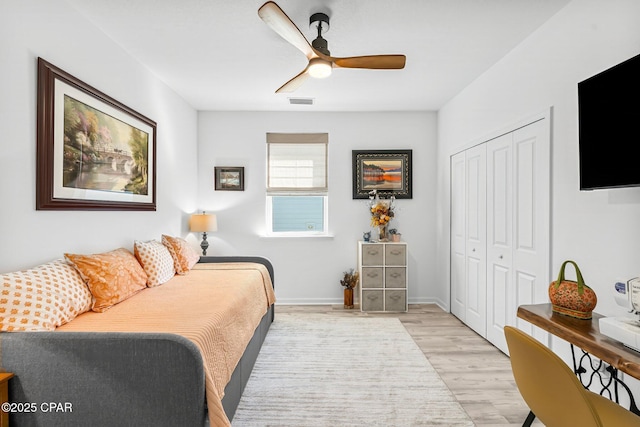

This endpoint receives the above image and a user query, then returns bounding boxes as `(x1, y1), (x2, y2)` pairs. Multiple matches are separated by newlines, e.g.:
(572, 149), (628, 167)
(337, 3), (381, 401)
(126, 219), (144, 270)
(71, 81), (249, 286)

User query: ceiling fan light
(308, 58), (332, 79)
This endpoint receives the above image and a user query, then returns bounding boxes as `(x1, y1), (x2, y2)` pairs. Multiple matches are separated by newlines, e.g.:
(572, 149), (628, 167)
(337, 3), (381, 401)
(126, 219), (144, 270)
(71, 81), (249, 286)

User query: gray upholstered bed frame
(0, 256), (274, 426)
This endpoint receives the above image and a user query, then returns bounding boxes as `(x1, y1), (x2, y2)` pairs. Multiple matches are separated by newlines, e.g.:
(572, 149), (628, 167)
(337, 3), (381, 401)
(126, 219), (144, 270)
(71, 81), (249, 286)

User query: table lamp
(189, 212), (217, 256)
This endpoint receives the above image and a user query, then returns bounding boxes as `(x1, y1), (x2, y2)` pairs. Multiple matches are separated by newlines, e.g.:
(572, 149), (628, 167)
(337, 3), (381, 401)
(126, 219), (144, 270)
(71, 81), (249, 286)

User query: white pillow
(0, 259), (92, 331)
(134, 240), (176, 287)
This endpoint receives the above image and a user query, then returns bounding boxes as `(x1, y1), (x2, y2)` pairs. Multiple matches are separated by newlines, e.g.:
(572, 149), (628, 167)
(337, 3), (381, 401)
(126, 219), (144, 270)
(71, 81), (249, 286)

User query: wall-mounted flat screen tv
(578, 53), (640, 190)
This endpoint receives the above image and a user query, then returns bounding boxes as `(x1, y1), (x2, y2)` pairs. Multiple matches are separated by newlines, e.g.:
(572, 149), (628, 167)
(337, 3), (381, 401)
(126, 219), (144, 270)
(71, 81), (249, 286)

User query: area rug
(232, 313), (474, 426)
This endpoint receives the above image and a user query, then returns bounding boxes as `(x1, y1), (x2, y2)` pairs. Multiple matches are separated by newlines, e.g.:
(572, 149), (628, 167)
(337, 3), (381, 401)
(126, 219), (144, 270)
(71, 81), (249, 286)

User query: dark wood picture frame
(352, 149), (412, 199)
(36, 57), (157, 210)
(215, 166), (245, 191)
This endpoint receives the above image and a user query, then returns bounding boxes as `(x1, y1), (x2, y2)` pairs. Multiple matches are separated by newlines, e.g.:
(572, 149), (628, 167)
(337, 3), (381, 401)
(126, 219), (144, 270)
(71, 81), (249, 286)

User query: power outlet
(597, 363), (612, 375)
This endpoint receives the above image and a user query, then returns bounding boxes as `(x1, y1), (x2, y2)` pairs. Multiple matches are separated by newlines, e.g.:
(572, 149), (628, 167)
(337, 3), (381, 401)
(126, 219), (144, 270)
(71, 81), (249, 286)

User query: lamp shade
(189, 213), (217, 232)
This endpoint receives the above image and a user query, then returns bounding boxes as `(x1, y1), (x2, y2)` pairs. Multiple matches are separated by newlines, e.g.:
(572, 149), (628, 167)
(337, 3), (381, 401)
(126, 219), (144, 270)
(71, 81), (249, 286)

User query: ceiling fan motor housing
(309, 12), (330, 55)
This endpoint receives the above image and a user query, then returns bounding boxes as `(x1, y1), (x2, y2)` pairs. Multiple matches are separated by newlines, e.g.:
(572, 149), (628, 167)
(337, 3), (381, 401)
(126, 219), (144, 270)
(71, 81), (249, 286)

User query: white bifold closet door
(450, 143), (487, 337)
(451, 116), (550, 354)
(464, 144), (487, 337)
(450, 152), (466, 322)
(486, 119), (550, 353)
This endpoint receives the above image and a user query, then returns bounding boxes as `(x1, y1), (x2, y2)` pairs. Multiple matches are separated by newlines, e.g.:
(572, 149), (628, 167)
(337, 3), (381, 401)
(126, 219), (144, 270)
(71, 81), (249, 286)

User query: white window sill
(260, 233), (335, 239)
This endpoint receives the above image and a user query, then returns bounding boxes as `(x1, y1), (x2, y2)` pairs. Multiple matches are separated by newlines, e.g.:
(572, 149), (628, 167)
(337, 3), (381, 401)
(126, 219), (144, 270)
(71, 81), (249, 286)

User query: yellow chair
(504, 326), (640, 427)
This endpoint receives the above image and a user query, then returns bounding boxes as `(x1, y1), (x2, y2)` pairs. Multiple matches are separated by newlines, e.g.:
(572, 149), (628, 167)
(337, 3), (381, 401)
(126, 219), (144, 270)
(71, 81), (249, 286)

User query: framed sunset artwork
(352, 150), (412, 199)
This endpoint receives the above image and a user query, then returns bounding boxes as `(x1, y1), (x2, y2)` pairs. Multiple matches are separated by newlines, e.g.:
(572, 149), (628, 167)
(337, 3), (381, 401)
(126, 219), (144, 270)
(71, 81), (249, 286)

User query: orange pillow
(161, 235), (200, 275)
(65, 248), (147, 313)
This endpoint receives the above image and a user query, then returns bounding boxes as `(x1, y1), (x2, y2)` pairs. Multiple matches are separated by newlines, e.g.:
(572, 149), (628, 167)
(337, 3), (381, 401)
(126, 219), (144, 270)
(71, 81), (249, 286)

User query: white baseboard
(275, 297), (449, 312)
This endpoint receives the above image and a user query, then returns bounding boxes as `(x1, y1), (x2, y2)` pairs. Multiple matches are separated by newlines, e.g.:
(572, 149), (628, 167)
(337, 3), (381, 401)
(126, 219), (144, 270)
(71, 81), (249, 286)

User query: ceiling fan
(258, 1), (406, 93)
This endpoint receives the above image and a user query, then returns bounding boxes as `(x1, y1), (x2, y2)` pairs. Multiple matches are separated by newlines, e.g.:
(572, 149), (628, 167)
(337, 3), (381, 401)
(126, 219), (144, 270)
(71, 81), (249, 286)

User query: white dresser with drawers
(358, 241), (408, 312)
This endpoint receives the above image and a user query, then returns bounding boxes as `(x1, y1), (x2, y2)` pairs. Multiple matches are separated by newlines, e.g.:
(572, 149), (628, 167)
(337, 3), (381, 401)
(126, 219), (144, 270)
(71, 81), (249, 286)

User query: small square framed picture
(214, 167), (244, 191)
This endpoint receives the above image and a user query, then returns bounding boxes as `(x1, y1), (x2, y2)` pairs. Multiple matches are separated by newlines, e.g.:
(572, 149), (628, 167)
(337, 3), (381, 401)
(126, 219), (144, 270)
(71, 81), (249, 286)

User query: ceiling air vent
(289, 97), (314, 105)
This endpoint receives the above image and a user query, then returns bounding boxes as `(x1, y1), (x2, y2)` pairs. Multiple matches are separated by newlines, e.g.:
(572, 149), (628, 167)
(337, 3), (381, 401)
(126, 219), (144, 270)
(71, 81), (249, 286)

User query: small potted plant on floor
(340, 269), (359, 309)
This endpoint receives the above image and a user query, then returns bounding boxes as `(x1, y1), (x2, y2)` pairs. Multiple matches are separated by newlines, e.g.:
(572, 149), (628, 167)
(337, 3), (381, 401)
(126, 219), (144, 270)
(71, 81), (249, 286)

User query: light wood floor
(276, 304), (543, 426)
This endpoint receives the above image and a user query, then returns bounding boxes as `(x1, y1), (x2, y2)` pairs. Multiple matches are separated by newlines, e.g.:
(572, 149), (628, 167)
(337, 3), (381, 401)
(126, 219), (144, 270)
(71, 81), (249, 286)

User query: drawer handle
(366, 272), (379, 278)
(390, 272), (401, 279)
(389, 295), (402, 301)
(367, 250), (379, 256)
(366, 294), (379, 301)
(390, 250), (402, 255)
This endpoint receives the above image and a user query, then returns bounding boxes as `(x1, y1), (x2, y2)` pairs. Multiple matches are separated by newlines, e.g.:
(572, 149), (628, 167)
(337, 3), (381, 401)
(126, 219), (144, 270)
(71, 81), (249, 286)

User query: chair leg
(522, 410), (536, 427)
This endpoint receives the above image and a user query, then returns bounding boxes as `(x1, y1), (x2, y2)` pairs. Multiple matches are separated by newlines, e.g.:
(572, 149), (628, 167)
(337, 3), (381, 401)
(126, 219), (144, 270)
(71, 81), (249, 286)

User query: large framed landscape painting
(36, 57), (157, 210)
(352, 150), (412, 199)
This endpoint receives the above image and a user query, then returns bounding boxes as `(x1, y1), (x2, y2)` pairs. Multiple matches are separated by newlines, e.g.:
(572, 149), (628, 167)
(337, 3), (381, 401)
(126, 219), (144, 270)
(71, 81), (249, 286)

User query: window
(266, 133), (328, 236)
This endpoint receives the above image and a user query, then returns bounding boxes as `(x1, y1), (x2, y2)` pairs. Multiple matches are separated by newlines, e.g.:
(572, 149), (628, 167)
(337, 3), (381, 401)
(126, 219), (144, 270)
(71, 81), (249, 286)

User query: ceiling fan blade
(275, 67), (311, 93)
(332, 55), (406, 70)
(258, 1), (315, 59)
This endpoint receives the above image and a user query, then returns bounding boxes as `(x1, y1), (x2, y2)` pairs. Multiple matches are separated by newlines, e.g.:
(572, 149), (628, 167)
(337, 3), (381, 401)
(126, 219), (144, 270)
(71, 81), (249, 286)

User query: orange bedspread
(56, 262), (276, 427)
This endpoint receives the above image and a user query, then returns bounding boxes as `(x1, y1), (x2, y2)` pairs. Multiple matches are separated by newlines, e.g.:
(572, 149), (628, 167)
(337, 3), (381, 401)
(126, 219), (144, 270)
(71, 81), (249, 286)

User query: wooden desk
(517, 303), (640, 380)
(518, 303), (640, 420)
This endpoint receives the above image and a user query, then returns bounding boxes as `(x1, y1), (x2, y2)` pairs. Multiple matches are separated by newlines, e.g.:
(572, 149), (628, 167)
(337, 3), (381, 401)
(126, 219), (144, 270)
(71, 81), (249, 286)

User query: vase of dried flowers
(368, 190), (395, 242)
(340, 269), (359, 309)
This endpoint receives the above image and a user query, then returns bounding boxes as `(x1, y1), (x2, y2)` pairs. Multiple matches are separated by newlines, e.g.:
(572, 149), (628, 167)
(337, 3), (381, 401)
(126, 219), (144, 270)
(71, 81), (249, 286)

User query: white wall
(197, 111), (438, 305)
(0, 0), (198, 272)
(436, 0), (640, 395)
(437, 0), (640, 318)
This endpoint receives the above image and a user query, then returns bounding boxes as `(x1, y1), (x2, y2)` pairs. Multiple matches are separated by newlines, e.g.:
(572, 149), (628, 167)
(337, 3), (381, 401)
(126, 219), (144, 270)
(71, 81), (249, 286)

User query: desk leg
(609, 367), (640, 416)
(522, 410), (536, 427)
(570, 344), (640, 416)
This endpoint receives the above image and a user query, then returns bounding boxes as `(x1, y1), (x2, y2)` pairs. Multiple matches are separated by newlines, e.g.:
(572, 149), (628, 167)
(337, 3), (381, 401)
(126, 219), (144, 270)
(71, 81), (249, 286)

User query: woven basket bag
(548, 260), (597, 319)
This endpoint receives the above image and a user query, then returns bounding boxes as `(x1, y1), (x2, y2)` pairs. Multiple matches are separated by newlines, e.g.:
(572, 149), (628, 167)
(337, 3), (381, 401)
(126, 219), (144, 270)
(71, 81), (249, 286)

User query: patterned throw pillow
(161, 235), (200, 275)
(0, 259), (93, 331)
(134, 240), (175, 287)
(65, 248), (148, 313)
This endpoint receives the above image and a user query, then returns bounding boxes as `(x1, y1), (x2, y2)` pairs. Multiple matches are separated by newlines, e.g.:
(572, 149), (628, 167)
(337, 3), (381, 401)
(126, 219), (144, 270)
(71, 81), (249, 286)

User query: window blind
(266, 133), (328, 193)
